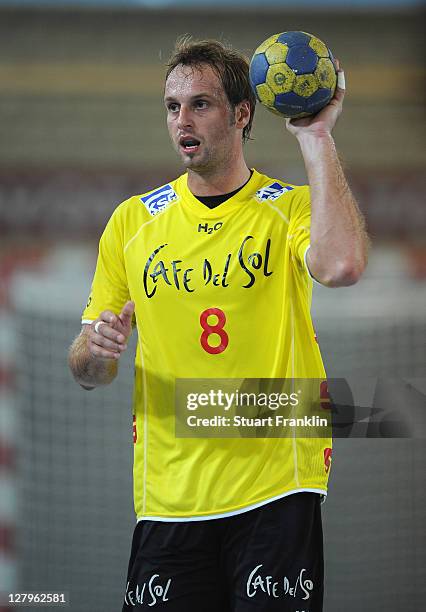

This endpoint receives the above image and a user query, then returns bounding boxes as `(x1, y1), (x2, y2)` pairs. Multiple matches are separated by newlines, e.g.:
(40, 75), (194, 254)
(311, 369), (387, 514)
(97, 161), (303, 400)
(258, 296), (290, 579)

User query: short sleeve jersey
(82, 169), (332, 520)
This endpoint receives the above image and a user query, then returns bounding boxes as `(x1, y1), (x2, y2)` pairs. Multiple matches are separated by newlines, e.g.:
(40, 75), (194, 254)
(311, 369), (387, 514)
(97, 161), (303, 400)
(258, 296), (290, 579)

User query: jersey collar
(177, 168), (264, 219)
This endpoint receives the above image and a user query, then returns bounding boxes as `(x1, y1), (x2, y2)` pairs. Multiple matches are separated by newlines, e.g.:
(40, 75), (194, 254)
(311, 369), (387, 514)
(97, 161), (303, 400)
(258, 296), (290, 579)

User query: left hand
(285, 58), (345, 139)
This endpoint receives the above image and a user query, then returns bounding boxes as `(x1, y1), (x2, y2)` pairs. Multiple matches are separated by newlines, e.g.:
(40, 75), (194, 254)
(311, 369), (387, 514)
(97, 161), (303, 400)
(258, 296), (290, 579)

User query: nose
(177, 105), (194, 130)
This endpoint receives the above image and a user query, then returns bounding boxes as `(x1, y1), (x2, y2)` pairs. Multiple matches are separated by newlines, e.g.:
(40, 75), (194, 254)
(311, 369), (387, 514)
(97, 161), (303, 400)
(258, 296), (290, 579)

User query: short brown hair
(165, 36), (256, 143)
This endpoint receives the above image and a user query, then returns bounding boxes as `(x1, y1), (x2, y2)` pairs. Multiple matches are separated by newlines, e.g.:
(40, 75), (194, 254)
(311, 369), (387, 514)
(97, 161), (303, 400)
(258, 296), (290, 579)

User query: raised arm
(286, 66), (369, 287)
(68, 300), (135, 390)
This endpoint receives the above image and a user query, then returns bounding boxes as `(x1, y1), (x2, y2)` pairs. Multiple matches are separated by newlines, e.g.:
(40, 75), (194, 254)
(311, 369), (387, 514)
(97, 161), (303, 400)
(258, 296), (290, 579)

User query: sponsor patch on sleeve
(255, 182), (294, 202)
(140, 184), (178, 216)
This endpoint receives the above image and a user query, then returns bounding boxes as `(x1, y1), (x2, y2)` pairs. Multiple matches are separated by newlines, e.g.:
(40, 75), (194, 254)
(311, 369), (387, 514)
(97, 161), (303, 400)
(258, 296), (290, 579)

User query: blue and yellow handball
(249, 31), (337, 119)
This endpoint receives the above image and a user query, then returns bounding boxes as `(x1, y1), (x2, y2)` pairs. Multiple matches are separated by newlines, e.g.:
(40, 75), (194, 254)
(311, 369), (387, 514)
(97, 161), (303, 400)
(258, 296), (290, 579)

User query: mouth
(179, 136), (201, 154)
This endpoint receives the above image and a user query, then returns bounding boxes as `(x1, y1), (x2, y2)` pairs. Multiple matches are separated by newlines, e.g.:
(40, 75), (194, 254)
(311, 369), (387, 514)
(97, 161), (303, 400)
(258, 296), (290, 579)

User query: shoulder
(98, 178), (181, 248)
(253, 171), (309, 207)
(252, 171), (310, 223)
(119, 177), (181, 219)
(111, 176), (182, 225)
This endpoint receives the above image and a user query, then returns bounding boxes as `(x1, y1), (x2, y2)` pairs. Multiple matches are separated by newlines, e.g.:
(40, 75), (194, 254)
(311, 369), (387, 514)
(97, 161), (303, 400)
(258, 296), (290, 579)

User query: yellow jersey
(82, 168), (332, 520)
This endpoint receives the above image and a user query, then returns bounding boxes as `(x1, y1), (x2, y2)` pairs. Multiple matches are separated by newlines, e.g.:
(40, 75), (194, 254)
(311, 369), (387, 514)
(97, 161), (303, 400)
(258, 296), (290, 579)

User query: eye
(194, 100), (208, 110)
(167, 102), (179, 113)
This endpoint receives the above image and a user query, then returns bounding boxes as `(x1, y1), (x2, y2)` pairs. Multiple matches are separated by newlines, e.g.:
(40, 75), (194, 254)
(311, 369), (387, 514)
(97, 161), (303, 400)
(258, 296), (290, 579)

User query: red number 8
(200, 308), (229, 354)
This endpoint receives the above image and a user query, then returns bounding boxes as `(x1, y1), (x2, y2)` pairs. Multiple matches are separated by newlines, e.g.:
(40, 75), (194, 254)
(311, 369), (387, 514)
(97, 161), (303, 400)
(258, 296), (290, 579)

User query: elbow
(320, 257), (367, 287)
(80, 382), (97, 391)
(335, 262), (364, 287)
(308, 240), (369, 287)
(330, 237), (370, 286)
(68, 363), (95, 390)
(68, 344), (99, 390)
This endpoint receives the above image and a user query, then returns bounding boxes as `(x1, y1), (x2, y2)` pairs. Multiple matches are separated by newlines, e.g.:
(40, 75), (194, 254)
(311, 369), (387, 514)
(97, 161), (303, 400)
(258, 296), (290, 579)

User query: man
(69, 38), (368, 611)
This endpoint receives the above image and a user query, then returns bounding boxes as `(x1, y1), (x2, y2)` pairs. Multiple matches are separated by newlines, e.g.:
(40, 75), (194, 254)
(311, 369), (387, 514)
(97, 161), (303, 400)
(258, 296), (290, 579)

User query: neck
(187, 155), (251, 196)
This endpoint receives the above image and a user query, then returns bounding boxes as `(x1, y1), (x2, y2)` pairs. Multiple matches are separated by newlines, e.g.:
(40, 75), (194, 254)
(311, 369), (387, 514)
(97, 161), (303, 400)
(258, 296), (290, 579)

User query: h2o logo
(198, 222), (223, 234)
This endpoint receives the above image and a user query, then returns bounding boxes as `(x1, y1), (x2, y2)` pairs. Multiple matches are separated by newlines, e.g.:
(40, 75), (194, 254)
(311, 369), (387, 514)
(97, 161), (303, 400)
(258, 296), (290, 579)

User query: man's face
(164, 63), (239, 173)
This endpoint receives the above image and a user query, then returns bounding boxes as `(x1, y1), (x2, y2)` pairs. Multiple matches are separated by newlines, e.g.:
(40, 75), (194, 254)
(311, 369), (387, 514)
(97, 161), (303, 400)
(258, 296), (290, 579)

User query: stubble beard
(174, 108), (237, 176)
(177, 134), (234, 178)
(182, 146), (212, 174)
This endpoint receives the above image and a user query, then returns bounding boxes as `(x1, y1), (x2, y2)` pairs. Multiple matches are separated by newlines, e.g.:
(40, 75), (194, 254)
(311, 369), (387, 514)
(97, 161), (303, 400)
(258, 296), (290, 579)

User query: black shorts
(122, 492), (323, 612)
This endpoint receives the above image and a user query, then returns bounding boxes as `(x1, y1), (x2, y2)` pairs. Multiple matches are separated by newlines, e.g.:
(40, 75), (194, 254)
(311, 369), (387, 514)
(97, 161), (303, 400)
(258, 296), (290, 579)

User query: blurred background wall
(0, 1), (425, 611)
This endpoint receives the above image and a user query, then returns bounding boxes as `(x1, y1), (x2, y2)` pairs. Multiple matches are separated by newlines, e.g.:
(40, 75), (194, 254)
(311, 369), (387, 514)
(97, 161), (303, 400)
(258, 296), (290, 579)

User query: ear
(235, 100), (251, 130)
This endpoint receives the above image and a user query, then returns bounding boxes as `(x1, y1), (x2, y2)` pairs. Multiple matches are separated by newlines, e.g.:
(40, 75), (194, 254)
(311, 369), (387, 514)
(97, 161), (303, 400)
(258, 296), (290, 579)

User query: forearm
(300, 133), (369, 286)
(68, 331), (118, 389)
